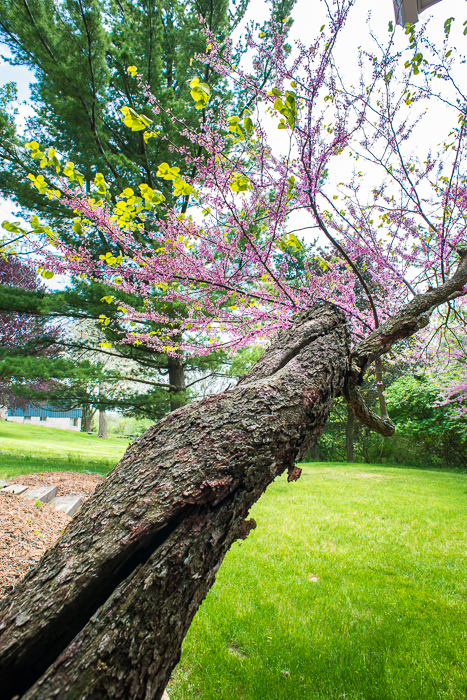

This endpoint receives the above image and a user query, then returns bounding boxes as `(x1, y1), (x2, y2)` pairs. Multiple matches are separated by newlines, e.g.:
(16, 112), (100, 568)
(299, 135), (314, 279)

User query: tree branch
(343, 383), (395, 436)
(351, 250), (467, 372)
(342, 250), (467, 436)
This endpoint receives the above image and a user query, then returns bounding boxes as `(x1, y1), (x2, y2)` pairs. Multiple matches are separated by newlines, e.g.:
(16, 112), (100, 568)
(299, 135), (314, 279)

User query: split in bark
(0, 304), (349, 700)
(1, 251), (466, 700)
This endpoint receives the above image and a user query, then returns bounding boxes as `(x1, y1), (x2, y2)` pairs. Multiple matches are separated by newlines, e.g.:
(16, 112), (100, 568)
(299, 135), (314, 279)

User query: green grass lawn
(170, 464), (467, 700)
(1, 424), (466, 698)
(0, 421), (126, 478)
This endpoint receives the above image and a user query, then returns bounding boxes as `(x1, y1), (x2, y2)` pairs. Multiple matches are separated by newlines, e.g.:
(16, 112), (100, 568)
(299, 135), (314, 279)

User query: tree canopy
(0, 0), (296, 413)
(16, 0), (466, 415)
(1, 3), (467, 698)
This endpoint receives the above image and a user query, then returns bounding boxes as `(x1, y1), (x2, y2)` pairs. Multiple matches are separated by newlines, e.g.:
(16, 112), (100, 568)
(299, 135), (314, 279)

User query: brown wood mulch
(1, 471), (104, 599)
(5, 470), (104, 498)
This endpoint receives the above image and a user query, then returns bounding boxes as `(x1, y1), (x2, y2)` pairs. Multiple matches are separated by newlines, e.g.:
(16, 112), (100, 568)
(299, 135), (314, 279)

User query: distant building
(4, 405), (82, 431)
(394, 0), (442, 26)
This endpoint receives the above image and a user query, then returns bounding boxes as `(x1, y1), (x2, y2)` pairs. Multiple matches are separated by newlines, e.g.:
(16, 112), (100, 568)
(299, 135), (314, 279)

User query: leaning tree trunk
(0, 304), (349, 700)
(1, 253), (466, 700)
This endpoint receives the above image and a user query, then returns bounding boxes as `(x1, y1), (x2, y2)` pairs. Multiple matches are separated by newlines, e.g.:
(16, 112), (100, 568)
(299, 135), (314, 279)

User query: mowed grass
(170, 464), (467, 700)
(0, 421), (127, 478)
(1, 424), (466, 697)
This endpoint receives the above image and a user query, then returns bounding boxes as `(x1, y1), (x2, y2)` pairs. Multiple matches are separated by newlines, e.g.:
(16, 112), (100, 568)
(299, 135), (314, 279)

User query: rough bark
(0, 304), (349, 700)
(345, 404), (355, 462)
(1, 255), (466, 700)
(343, 383), (395, 436)
(167, 356), (186, 411)
(97, 409), (107, 439)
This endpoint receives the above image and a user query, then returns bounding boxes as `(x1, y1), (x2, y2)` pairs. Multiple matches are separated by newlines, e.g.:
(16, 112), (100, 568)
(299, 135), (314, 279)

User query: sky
(0, 0), (466, 278)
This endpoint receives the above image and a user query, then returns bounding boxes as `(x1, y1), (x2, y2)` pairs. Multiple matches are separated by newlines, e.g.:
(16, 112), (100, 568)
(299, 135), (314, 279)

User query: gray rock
(49, 495), (83, 517)
(1, 484), (28, 495)
(0, 480), (9, 488)
(24, 485), (58, 504)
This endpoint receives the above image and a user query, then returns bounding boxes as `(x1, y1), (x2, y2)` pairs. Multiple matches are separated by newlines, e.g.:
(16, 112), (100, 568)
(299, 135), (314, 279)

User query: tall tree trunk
(97, 409), (107, 439)
(0, 305), (349, 700)
(167, 356), (186, 411)
(346, 403), (355, 462)
(80, 404), (95, 433)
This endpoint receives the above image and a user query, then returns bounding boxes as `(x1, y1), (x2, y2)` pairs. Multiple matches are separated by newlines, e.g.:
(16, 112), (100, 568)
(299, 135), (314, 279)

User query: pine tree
(0, 0), (295, 410)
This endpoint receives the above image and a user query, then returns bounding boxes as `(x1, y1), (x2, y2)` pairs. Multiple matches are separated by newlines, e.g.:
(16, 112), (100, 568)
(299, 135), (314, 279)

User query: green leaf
(120, 106), (153, 131)
(94, 172), (108, 195)
(2, 220), (26, 235)
(156, 163), (181, 181)
(280, 233), (302, 252)
(173, 177), (194, 197)
(139, 184), (164, 206)
(243, 116), (253, 135)
(28, 173), (48, 194)
(230, 173), (251, 193)
(227, 115), (246, 139)
(189, 77), (210, 109)
(38, 266), (54, 279)
(274, 97), (284, 112)
(444, 17), (454, 37)
(72, 220), (83, 236)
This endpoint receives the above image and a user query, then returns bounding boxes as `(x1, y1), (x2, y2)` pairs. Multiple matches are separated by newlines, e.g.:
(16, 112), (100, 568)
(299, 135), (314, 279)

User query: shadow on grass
(0, 454), (116, 479)
(300, 458), (467, 474)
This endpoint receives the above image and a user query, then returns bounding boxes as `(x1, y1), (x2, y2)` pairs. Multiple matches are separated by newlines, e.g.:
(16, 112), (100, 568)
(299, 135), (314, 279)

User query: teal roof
(8, 405), (82, 418)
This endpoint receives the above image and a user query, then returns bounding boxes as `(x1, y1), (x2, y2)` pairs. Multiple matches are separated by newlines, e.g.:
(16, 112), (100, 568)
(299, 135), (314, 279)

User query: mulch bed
(1, 471), (104, 599)
(5, 470), (104, 498)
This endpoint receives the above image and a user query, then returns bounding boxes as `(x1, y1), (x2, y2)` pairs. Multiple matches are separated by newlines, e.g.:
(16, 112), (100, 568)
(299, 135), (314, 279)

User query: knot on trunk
(287, 465), (302, 482)
(235, 518), (257, 541)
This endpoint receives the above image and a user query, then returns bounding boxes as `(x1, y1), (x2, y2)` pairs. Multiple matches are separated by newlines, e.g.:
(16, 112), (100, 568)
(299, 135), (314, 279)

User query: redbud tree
(4, 6), (467, 699)
(0, 254), (61, 409)
(8, 0), (467, 419)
